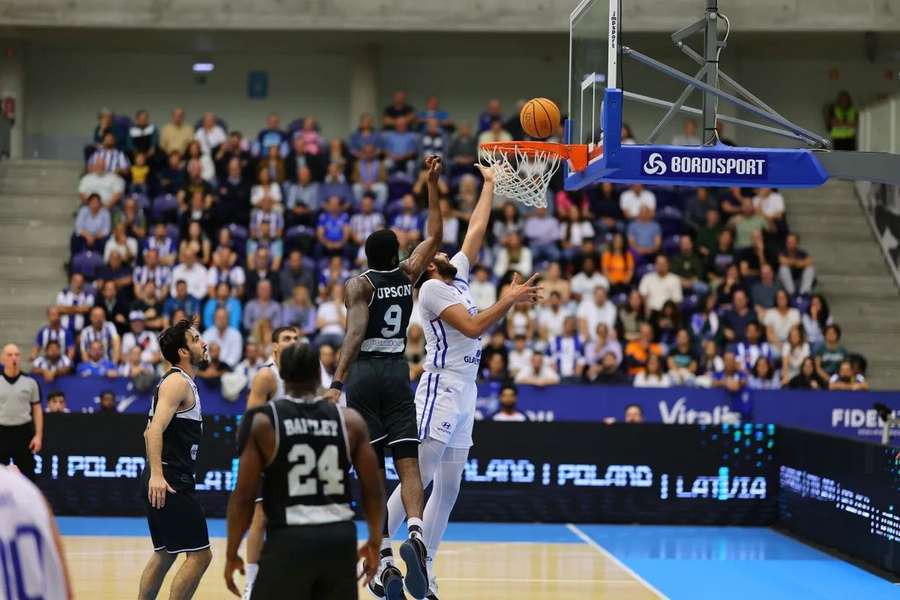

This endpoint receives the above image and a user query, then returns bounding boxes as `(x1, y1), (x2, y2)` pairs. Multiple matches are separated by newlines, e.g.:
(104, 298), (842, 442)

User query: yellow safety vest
(831, 106), (857, 140)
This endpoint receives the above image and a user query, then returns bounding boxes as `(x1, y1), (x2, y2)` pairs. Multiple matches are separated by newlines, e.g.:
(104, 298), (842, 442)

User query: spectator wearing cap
(73, 194), (111, 254)
(778, 233), (816, 296)
(0, 344), (42, 481)
(79, 160), (125, 209)
(46, 390), (68, 414)
(32, 307), (75, 362)
(828, 359), (868, 391)
(638, 255), (683, 315)
(77, 341), (117, 377)
(202, 307), (243, 368)
(160, 108), (194, 155)
(492, 384), (528, 422)
(619, 184), (656, 220)
(163, 280), (201, 322)
(815, 324), (848, 381)
(32, 340), (73, 384)
(121, 311), (162, 365)
(171, 247), (209, 300)
(79, 306), (121, 364)
(515, 353), (561, 386)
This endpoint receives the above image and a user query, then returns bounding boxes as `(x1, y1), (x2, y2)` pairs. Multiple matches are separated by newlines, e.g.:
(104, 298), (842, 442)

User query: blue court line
(574, 524), (899, 600)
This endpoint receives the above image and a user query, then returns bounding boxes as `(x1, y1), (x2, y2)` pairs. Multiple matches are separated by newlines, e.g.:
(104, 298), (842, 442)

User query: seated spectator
(214, 131), (252, 181)
(683, 187), (715, 233)
(316, 283), (347, 347)
(251, 167), (283, 209)
(79, 160), (125, 208)
(281, 285), (317, 339)
(802, 293), (831, 349)
(417, 95), (451, 130)
(690, 293), (721, 344)
(619, 184), (656, 220)
(215, 157), (252, 228)
(515, 353), (561, 386)
(382, 117), (419, 176)
(88, 132), (130, 177)
(77, 340), (117, 377)
(163, 280), (201, 322)
(718, 187), (745, 217)
(449, 123), (477, 175)
(633, 354), (672, 388)
(672, 118), (701, 146)
(467, 267), (497, 313)
(350, 195), (386, 249)
(246, 247), (281, 300)
(244, 280), (283, 333)
(750, 263), (781, 309)
(352, 145), (388, 210)
(202, 281), (242, 330)
(74, 194), (111, 253)
(129, 281), (166, 331)
(545, 316), (586, 383)
(585, 182), (624, 235)
(721, 289), (755, 343)
(778, 233), (816, 296)
(156, 150), (186, 196)
(829, 359), (868, 391)
(748, 357), (780, 390)
(259, 144), (286, 184)
(696, 339), (725, 384)
(815, 324), (848, 380)
(780, 325), (811, 383)
(588, 351), (630, 385)
(627, 206), (662, 262)
(145, 223), (178, 267)
(652, 300), (682, 347)
(348, 113), (381, 159)
(114, 196), (148, 241)
(585, 323), (623, 369)
(255, 112), (288, 158)
(171, 247), (209, 300)
(577, 286), (617, 341)
(477, 115), (512, 147)
(736, 229), (769, 280)
(570, 256), (609, 302)
(317, 196), (352, 258)
(202, 307), (243, 368)
(534, 291), (567, 341)
(134, 247), (173, 299)
(247, 222), (284, 273)
(183, 140), (216, 186)
(160, 107), (194, 156)
(753, 187), (786, 234)
(235, 341), (265, 383)
(391, 194), (422, 249)
(492, 202), (523, 246)
(706, 228), (736, 285)
(118, 346), (155, 381)
(207, 247), (246, 300)
(619, 290), (647, 342)
(284, 165), (320, 226)
(87, 109), (124, 156)
(494, 232), (533, 279)
(667, 328), (698, 385)
(104, 222), (138, 266)
(194, 112), (227, 156)
(79, 306), (121, 363)
(197, 342), (232, 382)
(638, 255), (682, 315)
(711, 351), (747, 393)
(728, 197), (768, 250)
(492, 384), (528, 422)
(319, 257), (350, 298)
(439, 199), (461, 253)
(478, 99), (504, 133)
(32, 340), (73, 384)
(94, 279), (129, 333)
(506, 302), (536, 340)
(715, 264), (744, 309)
(523, 206), (561, 265)
(383, 90), (415, 130)
(506, 335), (533, 379)
(418, 118), (448, 164)
(279, 250), (315, 301)
(624, 322), (663, 376)
(46, 390), (68, 413)
(787, 356), (828, 390)
(179, 220), (212, 265)
(539, 262), (569, 303)
(733, 321), (772, 373)
(764, 289), (801, 352)
(601, 232), (634, 296)
(669, 235), (708, 295)
(121, 311), (161, 365)
(128, 109), (159, 157)
(32, 307), (75, 362)
(695, 208), (723, 258)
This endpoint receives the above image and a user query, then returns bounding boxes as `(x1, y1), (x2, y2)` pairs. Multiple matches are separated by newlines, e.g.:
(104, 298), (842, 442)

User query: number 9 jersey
(359, 267), (413, 357)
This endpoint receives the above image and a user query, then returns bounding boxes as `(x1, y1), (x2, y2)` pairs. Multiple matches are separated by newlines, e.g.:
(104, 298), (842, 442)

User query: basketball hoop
(479, 141), (589, 209)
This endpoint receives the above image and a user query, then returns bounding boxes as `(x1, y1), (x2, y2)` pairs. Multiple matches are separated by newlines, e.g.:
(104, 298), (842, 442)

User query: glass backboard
(569, 0), (610, 148)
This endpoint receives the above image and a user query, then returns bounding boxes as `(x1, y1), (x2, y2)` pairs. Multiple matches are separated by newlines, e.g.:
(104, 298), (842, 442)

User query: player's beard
(434, 257), (458, 279)
(193, 347), (210, 371)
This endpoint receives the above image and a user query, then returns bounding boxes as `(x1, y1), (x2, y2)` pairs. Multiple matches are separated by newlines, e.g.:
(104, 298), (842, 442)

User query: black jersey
(260, 396), (354, 528)
(359, 268), (413, 357)
(148, 367), (203, 479)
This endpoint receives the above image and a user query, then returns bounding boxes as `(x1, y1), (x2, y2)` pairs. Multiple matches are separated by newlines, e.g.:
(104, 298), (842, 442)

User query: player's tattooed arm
(461, 164), (496, 265)
(343, 407), (384, 584)
(143, 376), (188, 509)
(324, 276), (372, 402)
(401, 155), (444, 282)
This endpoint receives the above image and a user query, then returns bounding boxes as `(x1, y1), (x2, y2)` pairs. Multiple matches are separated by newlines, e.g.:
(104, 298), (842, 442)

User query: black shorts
(140, 468), (209, 554)
(346, 356), (418, 447)
(252, 521), (357, 600)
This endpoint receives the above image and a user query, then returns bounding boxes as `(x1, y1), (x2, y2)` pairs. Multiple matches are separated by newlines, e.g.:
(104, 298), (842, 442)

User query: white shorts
(415, 371), (477, 449)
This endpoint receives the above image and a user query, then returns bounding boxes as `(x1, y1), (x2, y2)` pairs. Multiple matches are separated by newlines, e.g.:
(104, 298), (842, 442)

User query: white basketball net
(479, 145), (561, 209)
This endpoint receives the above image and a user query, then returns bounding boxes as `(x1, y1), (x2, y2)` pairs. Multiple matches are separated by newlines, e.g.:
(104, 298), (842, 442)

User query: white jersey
(0, 467), (68, 600)
(419, 252), (481, 380)
(262, 358), (285, 400)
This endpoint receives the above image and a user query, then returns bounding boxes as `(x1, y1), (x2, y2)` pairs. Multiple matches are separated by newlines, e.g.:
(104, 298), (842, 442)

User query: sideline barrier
(42, 375), (900, 443)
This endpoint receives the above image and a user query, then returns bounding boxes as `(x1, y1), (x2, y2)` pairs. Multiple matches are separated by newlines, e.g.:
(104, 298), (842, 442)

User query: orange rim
(480, 141), (591, 172)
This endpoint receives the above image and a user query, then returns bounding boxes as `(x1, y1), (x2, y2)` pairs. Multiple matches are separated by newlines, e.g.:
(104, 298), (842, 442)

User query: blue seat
(71, 251), (104, 280)
(151, 194), (178, 222)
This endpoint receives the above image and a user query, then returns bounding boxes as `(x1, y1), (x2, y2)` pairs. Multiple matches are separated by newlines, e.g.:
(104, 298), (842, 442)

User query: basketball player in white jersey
(377, 165), (541, 598)
(241, 325), (300, 599)
(0, 464), (72, 600)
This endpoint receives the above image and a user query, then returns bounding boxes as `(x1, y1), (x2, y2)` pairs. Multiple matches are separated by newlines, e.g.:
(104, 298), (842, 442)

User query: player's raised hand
(357, 539), (380, 585)
(475, 163), (496, 184)
(425, 154), (442, 182)
(223, 553), (245, 597)
(504, 273), (543, 305)
(148, 472), (176, 509)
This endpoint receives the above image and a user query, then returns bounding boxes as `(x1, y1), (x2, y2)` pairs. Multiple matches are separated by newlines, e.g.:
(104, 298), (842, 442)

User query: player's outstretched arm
(44, 497), (74, 599)
(246, 367), (275, 410)
(440, 273), (542, 339)
(143, 376), (186, 509)
(343, 407), (384, 585)
(460, 164), (496, 265)
(225, 409), (274, 596)
(324, 276), (372, 403)
(401, 155), (444, 282)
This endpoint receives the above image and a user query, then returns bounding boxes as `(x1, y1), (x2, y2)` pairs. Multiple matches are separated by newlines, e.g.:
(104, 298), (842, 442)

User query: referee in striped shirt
(0, 344), (42, 482)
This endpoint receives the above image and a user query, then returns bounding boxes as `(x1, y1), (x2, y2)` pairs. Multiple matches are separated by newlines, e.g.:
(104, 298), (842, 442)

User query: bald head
(2, 344), (21, 375)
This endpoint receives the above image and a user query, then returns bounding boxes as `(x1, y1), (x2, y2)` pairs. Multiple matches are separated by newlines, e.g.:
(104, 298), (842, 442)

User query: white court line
(440, 576), (640, 584)
(566, 524), (669, 600)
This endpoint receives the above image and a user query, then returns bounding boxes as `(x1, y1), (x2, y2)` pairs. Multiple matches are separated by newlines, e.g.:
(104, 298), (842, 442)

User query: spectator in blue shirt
(478, 99), (504, 133)
(316, 196), (350, 258)
(417, 95), (451, 131)
(74, 194), (111, 253)
(77, 340), (117, 377)
(163, 280), (201, 320)
(721, 289), (756, 343)
(382, 117), (419, 176)
(391, 194), (422, 250)
(316, 163), (355, 209)
(626, 206), (661, 263)
(348, 113), (382, 159)
(254, 112), (288, 158)
(202, 281), (243, 330)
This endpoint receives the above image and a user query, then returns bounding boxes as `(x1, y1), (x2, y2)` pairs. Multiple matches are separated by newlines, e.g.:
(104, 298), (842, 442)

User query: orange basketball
(520, 97), (560, 139)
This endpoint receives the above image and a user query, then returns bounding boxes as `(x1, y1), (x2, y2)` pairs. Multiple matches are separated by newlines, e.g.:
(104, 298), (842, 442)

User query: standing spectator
(669, 234), (708, 295)
(120, 312), (162, 366)
(88, 132), (130, 177)
(780, 326), (811, 383)
(733, 322), (773, 373)
(202, 281), (242, 331)
(0, 344), (42, 480)
(32, 340), (73, 383)
(79, 160), (125, 208)
(73, 194), (111, 253)
(672, 118), (701, 146)
(492, 385), (529, 422)
(352, 145), (388, 210)
(515, 353), (561, 387)
(576, 286), (617, 341)
(829, 360), (868, 391)
(624, 322), (663, 376)
(764, 289), (801, 351)
(243, 280), (283, 333)
(382, 90), (415, 130)
(478, 99), (504, 133)
(633, 354), (672, 388)
(748, 357), (780, 390)
(619, 184), (656, 220)
(382, 117), (419, 175)
(523, 206), (561, 264)
(627, 206), (662, 262)
(32, 307), (75, 362)
(79, 306), (121, 364)
(493, 232), (533, 278)
(828, 91), (858, 151)
(786, 357), (828, 390)
(728, 197), (767, 250)
(315, 283), (347, 347)
(76, 341), (117, 377)
(547, 316), (586, 383)
(46, 390), (68, 413)
(778, 233), (816, 296)
(56, 272), (94, 335)
(815, 324), (848, 380)
(348, 113), (381, 158)
(194, 111), (227, 156)
(638, 255), (683, 314)
(160, 107), (194, 155)
(163, 280), (201, 322)
(202, 307), (244, 368)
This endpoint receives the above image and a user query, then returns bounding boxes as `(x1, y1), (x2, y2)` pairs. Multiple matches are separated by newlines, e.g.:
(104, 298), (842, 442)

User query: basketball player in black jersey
(324, 155), (443, 599)
(225, 343), (385, 599)
(139, 319), (212, 600)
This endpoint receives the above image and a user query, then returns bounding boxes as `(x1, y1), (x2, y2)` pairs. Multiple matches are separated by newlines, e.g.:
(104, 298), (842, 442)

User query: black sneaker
(367, 564), (406, 600)
(399, 537), (428, 599)
(426, 593), (440, 600)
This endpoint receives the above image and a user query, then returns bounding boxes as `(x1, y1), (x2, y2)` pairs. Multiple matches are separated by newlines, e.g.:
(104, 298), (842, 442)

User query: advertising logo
(643, 152), (667, 175)
(641, 150), (769, 180)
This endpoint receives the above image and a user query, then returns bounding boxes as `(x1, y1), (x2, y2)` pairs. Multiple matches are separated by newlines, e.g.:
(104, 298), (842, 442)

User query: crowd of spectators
(30, 98), (870, 401)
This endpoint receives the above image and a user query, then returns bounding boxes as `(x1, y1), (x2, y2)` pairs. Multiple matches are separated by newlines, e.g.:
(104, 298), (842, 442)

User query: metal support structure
(702, 0), (720, 145)
(647, 64), (708, 144)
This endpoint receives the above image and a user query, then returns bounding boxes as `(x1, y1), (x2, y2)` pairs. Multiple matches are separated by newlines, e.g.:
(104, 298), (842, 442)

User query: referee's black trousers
(0, 423), (36, 481)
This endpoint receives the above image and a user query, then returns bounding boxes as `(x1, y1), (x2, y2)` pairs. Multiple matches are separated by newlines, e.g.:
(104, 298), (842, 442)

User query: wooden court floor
(63, 535), (662, 599)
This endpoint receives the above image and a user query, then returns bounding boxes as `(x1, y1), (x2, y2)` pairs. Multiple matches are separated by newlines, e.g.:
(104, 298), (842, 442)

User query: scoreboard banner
(34, 415), (776, 525)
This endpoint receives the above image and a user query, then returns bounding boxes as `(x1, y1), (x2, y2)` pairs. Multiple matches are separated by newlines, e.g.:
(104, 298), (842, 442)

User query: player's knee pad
(391, 440), (421, 461)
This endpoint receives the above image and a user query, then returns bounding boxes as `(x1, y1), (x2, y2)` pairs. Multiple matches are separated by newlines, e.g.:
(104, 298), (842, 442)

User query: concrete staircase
(0, 159), (81, 362)
(786, 179), (899, 389)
